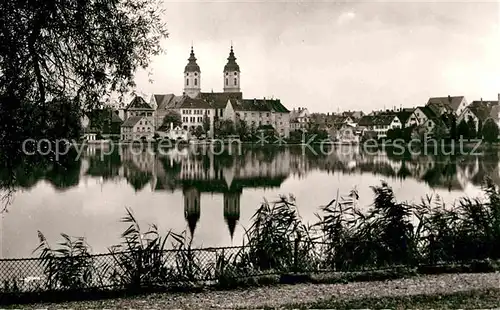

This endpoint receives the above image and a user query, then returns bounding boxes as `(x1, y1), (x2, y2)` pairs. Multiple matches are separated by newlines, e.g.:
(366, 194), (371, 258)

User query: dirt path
(14, 272), (500, 309)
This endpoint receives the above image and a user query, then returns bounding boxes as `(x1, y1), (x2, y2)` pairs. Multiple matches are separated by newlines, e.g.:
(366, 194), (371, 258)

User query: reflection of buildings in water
(456, 157), (479, 190)
(289, 153), (309, 178)
(223, 190), (241, 240)
(184, 187), (200, 236)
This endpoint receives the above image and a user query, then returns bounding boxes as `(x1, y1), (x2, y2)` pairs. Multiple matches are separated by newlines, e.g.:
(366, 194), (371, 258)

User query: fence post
(221, 247), (225, 273)
(294, 237), (300, 273)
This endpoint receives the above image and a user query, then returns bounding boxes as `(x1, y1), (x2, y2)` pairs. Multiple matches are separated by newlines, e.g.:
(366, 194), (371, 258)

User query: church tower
(223, 45), (240, 93)
(184, 46), (201, 98)
(223, 189), (241, 240)
(183, 187), (201, 236)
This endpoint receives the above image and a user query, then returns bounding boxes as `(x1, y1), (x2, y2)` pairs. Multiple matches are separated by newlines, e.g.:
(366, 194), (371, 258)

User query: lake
(1, 144), (497, 258)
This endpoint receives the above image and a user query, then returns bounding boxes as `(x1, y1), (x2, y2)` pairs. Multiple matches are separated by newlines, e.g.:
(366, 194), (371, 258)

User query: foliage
(24, 179), (500, 295)
(482, 119), (499, 143)
(386, 128), (402, 141)
(288, 130), (304, 143)
(202, 115), (210, 134)
(34, 232), (96, 290)
(314, 189), (360, 270)
(217, 119), (236, 137)
(457, 120), (470, 140)
(241, 195), (315, 271)
(431, 121), (448, 141)
(104, 208), (186, 289)
(193, 126), (204, 138)
(0, 0), (168, 145)
(466, 117), (477, 139)
(160, 111), (182, 129)
(235, 119), (248, 139)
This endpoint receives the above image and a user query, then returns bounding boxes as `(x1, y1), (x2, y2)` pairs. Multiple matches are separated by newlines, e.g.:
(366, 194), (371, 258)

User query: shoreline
(9, 273), (500, 308)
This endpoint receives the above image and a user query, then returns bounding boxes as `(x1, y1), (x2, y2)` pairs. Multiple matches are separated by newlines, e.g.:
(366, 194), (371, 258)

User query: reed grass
(12, 177), (500, 295)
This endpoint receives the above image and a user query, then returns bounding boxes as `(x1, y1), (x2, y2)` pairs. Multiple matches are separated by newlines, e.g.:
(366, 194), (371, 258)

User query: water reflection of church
(77, 145), (500, 238)
(118, 147), (291, 238)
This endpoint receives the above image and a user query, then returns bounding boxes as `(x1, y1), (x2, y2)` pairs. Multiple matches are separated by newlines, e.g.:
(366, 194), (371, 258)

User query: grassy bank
(7, 273), (500, 309)
(284, 288), (500, 309)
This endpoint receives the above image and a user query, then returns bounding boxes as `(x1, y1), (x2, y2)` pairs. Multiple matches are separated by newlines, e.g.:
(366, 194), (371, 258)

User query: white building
(121, 116), (155, 141)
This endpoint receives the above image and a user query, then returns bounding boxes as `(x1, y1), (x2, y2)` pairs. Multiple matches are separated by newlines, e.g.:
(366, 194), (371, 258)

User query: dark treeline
(2, 146), (499, 195)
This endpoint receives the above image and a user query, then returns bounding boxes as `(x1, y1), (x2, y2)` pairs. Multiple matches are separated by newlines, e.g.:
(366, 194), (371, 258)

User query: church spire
(184, 45), (201, 98)
(184, 45), (200, 73)
(224, 44), (240, 72)
(223, 44), (241, 93)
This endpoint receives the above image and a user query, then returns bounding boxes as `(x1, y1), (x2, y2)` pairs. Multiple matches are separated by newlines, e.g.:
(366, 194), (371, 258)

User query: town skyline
(133, 1), (500, 113)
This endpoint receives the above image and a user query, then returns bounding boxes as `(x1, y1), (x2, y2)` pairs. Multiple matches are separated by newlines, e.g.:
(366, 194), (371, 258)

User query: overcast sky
(134, 0), (500, 113)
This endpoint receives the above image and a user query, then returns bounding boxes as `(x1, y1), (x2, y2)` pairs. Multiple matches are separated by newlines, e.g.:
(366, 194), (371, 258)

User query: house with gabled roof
(121, 116), (155, 141)
(426, 95), (468, 116)
(395, 108), (419, 128)
(82, 108), (123, 140)
(458, 98), (500, 133)
(413, 106), (447, 134)
(357, 114), (402, 139)
(222, 97), (291, 137)
(124, 95), (155, 127)
(290, 108), (311, 131)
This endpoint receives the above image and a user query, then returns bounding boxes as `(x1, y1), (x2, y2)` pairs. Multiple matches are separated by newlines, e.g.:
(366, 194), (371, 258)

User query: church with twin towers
(120, 44), (290, 140)
(119, 44), (291, 140)
(183, 44), (242, 98)
(177, 44), (291, 138)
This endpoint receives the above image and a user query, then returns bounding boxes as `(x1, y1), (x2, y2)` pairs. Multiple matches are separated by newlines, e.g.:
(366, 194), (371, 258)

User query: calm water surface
(1, 145), (497, 258)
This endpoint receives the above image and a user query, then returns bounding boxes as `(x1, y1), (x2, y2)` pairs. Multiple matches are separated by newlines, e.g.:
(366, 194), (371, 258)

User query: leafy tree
(218, 119), (236, 136)
(402, 125), (416, 142)
(450, 116), (457, 140)
(235, 119), (248, 138)
(160, 111), (182, 129)
(386, 128), (402, 141)
(466, 117), (477, 139)
(0, 0), (168, 145)
(202, 115), (210, 133)
(457, 121), (470, 140)
(431, 121), (448, 141)
(193, 126), (204, 138)
(482, 118), (499, 143)
(477, 119), (483, 139)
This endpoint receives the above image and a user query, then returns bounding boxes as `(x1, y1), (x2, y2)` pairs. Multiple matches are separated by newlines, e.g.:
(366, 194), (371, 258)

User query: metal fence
(0, 240), (492, 295)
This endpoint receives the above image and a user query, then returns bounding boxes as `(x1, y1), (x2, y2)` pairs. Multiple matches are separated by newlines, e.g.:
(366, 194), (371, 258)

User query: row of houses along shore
(80, 46), (500, 143)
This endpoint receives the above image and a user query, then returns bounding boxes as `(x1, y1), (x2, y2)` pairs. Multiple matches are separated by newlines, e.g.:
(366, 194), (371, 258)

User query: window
(225, 78), (228, 86)
(194, 78), (197, 86)
(186, 79), (189, 86)
(266, 113), (269, 117)
(234, 78), (237, 85)
(139, 121), (142, 125)
(244, 112), (247, 117)
(195, 72), (198, 76)
(226, 72), (229, 76)
(207, 110), (210, 115)
(234, 72), (237, 76)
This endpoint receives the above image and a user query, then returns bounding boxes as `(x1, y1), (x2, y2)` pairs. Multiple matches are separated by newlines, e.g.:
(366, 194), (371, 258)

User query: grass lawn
(281, 288), (500, 309)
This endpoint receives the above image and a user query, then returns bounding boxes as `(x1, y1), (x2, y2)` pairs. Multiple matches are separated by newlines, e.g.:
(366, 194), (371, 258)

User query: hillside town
(81, 46), (500, 144)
